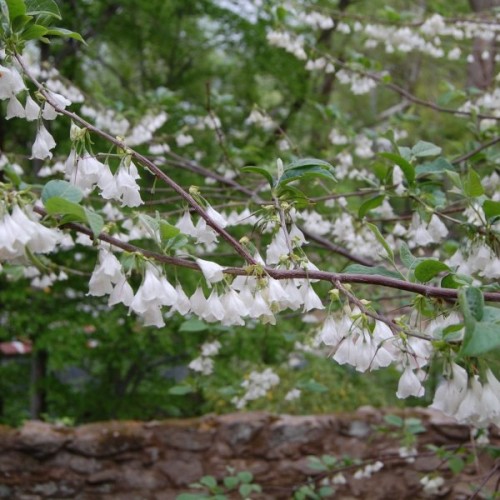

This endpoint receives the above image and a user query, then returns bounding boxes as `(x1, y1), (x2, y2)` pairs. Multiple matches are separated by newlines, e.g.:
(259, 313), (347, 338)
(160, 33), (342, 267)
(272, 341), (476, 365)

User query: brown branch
(34, 207), (500, 303)
(452, 135), (500, 164)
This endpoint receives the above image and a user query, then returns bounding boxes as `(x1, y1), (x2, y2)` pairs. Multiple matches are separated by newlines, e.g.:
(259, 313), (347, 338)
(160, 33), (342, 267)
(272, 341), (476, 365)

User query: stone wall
(0, 408), (498, 499)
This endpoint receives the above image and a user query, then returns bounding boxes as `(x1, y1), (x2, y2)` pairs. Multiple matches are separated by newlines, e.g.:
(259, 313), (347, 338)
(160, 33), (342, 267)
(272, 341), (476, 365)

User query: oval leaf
(414, 260), (450, 282)
(379, 152), (415, 184)
(459, 286), (484, 323)
(25, 0), (61, 19)
(44, 196), (86, 220)
(168, 385), (195, 395)
(461, 306), (500, 356)
(242, 166), (274, 188)
(411, 141), (442, 158)
(277, 165), (336, 186)
(84, 208), (104, 237)
(463, 168), (484, 198)
(483, 200), (500, 221)
(42, 180), (83, 203)
(358, 195), (385, 218)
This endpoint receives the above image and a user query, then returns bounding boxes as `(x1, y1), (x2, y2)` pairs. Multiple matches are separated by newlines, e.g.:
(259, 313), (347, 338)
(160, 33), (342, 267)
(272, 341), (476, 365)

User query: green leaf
(343, 264), (401, 279)
(297, 379), (328, 393)
(307, 456), (328, 472)
(447, 456), (465, 474)
(277, 165), (336, 187)
(45, 27), (85, 43)
(463, 168), (484, 197)
(321, 455), (337, 467)
(242, 166), (274, 188)
(358, 195), (385, 218)
(483, 200), (500, 221)
(286, 158), (334, 171)
(319, 486), (334, 497)
(199, 476), (218, 489)
(159, 220), (180, 241)
(383, 414), (404, 427)
(6, 0), (26, 20)
(461, 306), (500, 356)
(441, 273), (461, 289)
(415, 157), (454, 176)
(398, 146), (412, 161)
(84, 208), (104, 237)
(379, 152), (415, 184)
(459, 286), (484, 324)
(21, 23), (48, 40)
(275, 185), (310, 208)
(223, 476), (239, 490)
(165, 233), (189, 251)
(411, 141), (442, 158)
(42, 180), (83, 203)
(44, 197), (86, 220)
(446, 170), (462, 190)
(239, 484), (256, 498)
(25, 0), (61, 19)
(236, 471), (253, 484)
(2, 163), (22, 187)
(168, 385), (194, 395)
(179, 318), (208, 332)
(367, 222), (394, 261)
(11, 14), (32, 31)
(399, 242), (416, 269)
(414, 260), (450, 282)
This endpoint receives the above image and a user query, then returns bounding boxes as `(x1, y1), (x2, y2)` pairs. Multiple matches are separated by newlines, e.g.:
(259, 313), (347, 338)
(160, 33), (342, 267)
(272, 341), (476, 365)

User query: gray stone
(158, 459), (204, 486)
(0, 485), (11, 498)
(67, 422), (145, 457)
(32, 482), (58, 496)
(16, 421), (69, 457)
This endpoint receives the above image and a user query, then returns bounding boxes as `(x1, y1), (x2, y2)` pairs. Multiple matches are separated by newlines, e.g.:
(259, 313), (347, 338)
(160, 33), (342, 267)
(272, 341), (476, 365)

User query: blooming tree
(0, 0), (500, 427)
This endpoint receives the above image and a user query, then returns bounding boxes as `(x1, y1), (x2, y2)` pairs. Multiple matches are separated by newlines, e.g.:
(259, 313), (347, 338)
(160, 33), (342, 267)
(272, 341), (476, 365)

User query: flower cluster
(188, 340), (222, 376)
(231, 368), (280, 409)
(431, 364), (500, 427)
(0, 203), (63, 261)
(353, 461), (384, 480)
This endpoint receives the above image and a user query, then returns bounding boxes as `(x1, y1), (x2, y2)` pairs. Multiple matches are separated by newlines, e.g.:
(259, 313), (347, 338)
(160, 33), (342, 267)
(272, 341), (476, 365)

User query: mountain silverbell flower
(31, 124), (56, 160)
(196, 258), (226, 284)
(0, 65), (25, 99)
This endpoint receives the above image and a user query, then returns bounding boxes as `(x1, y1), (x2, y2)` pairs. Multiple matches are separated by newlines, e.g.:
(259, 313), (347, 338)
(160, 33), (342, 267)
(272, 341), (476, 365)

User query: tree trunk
(30, 349), (48, 419)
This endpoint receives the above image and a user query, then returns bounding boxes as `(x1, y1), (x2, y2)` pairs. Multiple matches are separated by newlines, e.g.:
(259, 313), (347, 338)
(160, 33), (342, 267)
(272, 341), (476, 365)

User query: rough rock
(0, 409), (497, 499)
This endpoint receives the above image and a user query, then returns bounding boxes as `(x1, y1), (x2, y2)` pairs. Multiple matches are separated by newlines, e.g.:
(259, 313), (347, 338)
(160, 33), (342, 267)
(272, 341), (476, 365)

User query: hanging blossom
(175, 207), (226, 246)
(65, 149), (113, 193)
(321, 311), (397, 373)
(431, 364), (500, 427)
(446, 241), (500, 279)
(42, 90), (72, 120)
(129, 263), (179, 328)
(0, 64), (26, 100)
(0, 203), (63, 261)
(100, 157), (143, 207)
(407, 213), (448, 248)
(85, 246), (134, 308)
(31, 123), (57, 160)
